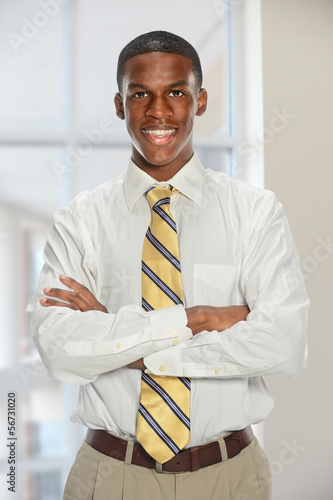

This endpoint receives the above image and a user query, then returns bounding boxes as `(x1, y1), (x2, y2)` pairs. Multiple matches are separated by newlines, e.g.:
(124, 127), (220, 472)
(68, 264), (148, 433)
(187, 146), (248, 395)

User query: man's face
(114, 51), (207, 180)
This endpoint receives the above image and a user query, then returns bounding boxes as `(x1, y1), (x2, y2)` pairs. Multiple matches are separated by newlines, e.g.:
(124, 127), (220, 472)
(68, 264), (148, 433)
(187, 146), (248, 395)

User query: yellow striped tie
(136, 185), (191, 464)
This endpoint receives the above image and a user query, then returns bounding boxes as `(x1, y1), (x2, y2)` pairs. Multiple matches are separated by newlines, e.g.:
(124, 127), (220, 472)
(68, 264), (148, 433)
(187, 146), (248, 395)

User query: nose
(145, 95), (173, 119)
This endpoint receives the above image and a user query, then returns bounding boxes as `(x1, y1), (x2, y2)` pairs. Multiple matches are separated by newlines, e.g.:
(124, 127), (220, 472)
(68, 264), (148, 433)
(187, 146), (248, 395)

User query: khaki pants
(63, 435), (272, 500)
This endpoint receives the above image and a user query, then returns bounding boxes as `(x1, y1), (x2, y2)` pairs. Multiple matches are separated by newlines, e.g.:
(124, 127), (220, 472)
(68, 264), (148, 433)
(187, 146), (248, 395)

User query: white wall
(261, 1), (333, 498)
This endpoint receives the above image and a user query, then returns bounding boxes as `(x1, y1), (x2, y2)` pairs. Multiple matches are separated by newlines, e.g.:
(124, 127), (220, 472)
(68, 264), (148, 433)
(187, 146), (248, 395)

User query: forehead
(122, 52), (196, 88)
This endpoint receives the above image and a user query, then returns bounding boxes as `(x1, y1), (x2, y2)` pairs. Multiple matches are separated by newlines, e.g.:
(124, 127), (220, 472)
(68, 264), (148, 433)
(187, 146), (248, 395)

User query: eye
(168, 90), (185, 98)
(133, 91), (149, 98)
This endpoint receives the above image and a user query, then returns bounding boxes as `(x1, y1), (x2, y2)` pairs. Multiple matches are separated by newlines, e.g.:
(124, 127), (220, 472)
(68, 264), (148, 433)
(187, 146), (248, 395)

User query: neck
(131, 150), (193, 182)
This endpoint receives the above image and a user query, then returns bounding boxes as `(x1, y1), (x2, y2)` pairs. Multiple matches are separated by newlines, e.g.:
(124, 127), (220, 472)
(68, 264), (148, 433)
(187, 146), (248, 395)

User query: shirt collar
(123, 152), (205, 210)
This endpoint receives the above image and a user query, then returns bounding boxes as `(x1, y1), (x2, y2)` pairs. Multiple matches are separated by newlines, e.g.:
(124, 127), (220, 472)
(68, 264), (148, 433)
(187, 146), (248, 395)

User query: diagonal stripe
(138, 185), (190, 463)
(153, 206), (177, 232)
(144, 186), (155, 196)
(142, 373), (190, 429)
(142, 297), (153, 311)
(142, 272), (176, 309)
(178, 377), (191, 390)
(144, 185), (172, 199)
(143, 239), (180, 282)
(146, 223), (180, 261)
(142, 262), (182, 305)
(146, 228), (181, 272)
(138, 404), (180, 455)
(155, 197), (171, 208)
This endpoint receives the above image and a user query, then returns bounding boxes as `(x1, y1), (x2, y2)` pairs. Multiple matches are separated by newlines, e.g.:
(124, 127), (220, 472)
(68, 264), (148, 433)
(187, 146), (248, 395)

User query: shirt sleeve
(144, 193), (309, 379)
(27, 208), (192, 384)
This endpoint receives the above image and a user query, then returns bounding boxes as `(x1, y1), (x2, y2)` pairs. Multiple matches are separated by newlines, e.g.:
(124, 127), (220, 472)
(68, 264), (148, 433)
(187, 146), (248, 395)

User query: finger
(43, 287), (81, 302)
(40, 297), (80, 310)
(43, 287), (88, 309)
(59, 275), (89, 295)
(59, 275), (106, 311)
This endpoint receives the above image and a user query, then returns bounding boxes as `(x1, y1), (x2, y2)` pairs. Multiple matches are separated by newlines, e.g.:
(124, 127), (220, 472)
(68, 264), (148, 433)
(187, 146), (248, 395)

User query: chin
(141, 151), (178, 167)
(147, 157), (175, 167)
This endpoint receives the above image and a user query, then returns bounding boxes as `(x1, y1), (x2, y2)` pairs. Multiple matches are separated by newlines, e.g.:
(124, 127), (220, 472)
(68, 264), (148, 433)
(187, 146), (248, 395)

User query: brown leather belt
(86, 426), (254, 473)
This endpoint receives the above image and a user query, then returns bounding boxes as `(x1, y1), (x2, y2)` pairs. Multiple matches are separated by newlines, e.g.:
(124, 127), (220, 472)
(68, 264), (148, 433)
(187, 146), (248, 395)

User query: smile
(141, 128), (177, 145)
(142, 129), (176, 137)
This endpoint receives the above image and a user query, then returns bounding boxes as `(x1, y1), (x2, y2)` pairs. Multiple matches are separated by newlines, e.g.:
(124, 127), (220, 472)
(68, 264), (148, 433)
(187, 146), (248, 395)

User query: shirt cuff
(144, 343), (183, 376)
(148, 304), (192, 351)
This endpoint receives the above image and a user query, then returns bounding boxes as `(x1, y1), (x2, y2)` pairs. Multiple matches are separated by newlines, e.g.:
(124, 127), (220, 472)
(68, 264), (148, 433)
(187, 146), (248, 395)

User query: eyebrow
(128, 83), (149, 90)
(127, 80), (190, 91)
(169, 80), (190, 88)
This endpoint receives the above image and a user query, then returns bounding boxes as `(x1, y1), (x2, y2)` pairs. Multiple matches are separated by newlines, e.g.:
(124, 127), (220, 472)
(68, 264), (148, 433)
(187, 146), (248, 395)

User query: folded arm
(144, 195), (309, 379)
(27, 209), (192, 384)
(39, 274), (250, 371)
(115, 305), (250, 370)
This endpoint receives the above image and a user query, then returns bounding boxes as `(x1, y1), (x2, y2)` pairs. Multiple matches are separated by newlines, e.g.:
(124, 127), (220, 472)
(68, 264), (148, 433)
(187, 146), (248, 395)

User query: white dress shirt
(27, 153), (309, 447)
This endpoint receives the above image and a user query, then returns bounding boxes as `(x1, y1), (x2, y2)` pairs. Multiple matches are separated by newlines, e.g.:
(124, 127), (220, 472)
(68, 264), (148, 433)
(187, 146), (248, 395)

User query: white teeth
(143, 129), (175, 137)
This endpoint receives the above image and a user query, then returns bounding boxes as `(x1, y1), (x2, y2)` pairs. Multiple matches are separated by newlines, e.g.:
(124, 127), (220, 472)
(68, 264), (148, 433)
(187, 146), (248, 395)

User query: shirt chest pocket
(193, 264), (240, 306)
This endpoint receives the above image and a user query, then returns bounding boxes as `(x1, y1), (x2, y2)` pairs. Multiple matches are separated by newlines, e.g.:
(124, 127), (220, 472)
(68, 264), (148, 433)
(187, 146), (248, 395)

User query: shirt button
(159, 365), (166, 373)
(172, 339), (179, 346)
(116, 343), (121, 349)
(168, 326), (175, 335)
(214, 368), (220, 375)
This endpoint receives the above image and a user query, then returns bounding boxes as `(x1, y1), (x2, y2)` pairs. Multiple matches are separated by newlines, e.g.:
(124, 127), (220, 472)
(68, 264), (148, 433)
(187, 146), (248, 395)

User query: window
(0, 1), (263, 497)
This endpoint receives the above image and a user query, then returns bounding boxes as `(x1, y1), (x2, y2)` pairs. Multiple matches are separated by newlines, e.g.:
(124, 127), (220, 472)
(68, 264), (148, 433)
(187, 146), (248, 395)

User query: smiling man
(115, 49), (206, 180)
(27, 31), (309, 500)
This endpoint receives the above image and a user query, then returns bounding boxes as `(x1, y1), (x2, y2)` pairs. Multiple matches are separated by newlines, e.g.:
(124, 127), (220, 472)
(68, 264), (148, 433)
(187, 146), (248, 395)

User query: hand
(186, 305), (250, 335)
(40, 275), (108, 313)
(127, 358), (146, 370)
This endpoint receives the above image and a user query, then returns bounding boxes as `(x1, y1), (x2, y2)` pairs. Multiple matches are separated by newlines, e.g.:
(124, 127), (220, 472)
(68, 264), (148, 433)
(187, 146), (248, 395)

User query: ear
(114, 92), (125, 120)
(195, 88), (208, 117)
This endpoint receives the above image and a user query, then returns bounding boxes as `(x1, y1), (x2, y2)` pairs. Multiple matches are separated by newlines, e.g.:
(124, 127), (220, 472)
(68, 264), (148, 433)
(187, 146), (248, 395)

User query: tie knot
(145, 185), (175, 209)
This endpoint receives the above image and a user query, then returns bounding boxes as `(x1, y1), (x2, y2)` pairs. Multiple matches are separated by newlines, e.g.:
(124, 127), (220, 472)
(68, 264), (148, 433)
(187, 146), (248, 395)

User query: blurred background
(0, 0), (332, 499)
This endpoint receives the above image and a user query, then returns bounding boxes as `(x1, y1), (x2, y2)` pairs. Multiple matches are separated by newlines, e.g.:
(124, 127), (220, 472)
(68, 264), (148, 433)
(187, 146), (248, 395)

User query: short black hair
(117, 30), (203, 93)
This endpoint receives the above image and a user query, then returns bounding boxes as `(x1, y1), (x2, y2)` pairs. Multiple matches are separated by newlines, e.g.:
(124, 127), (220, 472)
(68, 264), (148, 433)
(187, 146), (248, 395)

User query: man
(27, 31), (309, 499)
